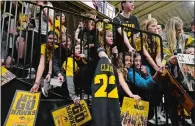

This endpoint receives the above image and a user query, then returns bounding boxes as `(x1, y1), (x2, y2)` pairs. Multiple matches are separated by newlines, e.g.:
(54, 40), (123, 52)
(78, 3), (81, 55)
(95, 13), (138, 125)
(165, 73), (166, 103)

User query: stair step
(10, 67), (29, 78)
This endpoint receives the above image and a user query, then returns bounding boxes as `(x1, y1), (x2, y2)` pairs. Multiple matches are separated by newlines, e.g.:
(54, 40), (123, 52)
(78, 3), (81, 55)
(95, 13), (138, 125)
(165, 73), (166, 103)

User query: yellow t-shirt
(17, 14), (27, 30)
(135, 36), (161, 58)
(40, 44), (58, 62)
(50, 20), (66, 41)
(61, 57), (79, 77)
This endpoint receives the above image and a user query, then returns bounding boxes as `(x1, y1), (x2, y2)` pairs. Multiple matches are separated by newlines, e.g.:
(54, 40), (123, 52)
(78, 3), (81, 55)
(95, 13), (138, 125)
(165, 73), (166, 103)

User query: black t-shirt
(113, 14), (140, 53)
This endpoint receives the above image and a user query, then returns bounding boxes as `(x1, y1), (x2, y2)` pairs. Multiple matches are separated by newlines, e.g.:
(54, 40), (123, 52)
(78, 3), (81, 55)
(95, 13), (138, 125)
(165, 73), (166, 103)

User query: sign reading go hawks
(4, 90), (41, 126)
(52, 100), (91, 126)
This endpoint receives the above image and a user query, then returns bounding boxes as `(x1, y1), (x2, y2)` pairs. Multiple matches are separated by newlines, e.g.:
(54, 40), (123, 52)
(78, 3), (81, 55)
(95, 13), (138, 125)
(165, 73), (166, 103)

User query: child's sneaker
(26, 68), (36, 79)
(148, 114), (166, 125)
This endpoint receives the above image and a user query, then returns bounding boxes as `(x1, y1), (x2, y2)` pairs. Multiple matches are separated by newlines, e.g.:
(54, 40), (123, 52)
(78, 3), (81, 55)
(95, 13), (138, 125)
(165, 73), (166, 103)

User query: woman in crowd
(162, 17), (195, 125)
(30, 31), (58, 93)
(163, 17), (194, 64)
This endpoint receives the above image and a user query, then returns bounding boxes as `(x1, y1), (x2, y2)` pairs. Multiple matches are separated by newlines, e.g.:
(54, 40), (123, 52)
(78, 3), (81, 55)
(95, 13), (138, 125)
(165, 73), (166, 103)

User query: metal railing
(1, 1), (194, 126)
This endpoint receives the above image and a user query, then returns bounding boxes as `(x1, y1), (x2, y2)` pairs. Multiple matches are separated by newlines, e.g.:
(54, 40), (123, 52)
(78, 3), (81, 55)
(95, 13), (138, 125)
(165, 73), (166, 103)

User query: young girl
(50, 12), (66, 41)
(53, 34), (72, 83)
(30, 31), (58, 93)
(128, 53), (161, 90)
(100, 24), (141, 100)
(115, 53), (141, 101)
(76, 23), (140, 101)
(61, 43), (87, 104)
(136, 18), (163, 73)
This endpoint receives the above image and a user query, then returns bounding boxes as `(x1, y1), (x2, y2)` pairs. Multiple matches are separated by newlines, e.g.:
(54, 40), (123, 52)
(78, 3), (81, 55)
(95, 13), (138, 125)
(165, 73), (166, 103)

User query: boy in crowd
(113, 0), (140, 54)
(157, 23), (165, 34)
(189, 20), (195, 38)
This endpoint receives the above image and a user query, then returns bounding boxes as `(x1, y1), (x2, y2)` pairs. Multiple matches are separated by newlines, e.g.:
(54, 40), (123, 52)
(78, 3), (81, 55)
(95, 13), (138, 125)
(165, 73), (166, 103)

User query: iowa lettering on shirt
(122, 23), (135, 40)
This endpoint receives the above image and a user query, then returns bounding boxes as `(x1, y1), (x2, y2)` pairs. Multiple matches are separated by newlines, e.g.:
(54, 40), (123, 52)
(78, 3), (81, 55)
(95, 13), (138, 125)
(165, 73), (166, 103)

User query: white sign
(177, 53), (195, 65)
(177, 53), (195, 91)
(81, 1), (96, 9)
(105, 2), (115, 19)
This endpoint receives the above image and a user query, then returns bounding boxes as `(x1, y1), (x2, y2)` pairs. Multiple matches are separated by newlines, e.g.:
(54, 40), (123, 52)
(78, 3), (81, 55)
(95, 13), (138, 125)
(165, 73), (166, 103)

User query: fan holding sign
(161, 17), (195, 125)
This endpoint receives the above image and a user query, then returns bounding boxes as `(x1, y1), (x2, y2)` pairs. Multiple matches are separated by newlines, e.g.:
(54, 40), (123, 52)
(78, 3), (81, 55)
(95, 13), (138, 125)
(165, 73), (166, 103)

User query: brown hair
(141, 18), (157, 31)
(117, 52), (132, 79)
(121, 1), (127, 10)
(98, 23), (113, 57)
(121, 0), (134, 10)
(83, 10), (97, 18)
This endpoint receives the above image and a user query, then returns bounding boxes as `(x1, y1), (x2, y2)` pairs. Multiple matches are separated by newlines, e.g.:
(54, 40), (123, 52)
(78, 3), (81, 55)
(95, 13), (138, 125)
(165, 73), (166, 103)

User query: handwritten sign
(52, 100), (91, 126)
(177, 54), (195, 91)
(4, 90), (41, 126)
(177, 53), (194, 64)
(121, 97), (149, 126)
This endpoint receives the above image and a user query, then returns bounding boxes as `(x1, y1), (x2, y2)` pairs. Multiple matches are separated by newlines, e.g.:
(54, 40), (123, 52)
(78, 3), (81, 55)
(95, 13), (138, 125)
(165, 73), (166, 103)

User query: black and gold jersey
(91, 57), (121, 126)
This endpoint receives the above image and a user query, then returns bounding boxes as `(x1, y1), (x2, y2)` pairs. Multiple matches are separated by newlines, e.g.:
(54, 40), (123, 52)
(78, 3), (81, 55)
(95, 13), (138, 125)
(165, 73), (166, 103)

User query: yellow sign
(4, 90), (41, 126)
(1, 66), (16, 86)
(121, 97), (149, 126)
(52, 100), (91, 126)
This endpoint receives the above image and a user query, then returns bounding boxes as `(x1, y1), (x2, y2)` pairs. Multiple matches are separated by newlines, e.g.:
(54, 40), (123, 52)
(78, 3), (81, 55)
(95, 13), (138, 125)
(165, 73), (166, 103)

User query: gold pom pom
(104, 23), (112, 31)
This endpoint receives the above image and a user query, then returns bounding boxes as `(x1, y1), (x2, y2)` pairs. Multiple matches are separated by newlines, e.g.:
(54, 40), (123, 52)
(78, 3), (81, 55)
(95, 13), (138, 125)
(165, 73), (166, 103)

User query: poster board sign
(4, 90), (41, 126)
(165, 68), (194, 113)
(104, 2), (115, 19)
(1, 66), (16, 86)
(177, 54), (195, 91)
(121, 97), (149, 126)
(52, 100), (91, 126)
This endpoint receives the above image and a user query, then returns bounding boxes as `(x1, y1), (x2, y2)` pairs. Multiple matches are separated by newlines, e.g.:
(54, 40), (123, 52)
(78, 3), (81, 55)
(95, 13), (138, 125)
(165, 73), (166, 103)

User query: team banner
(52, 100), (91, 126)
(1, 66), (16, 86)
(177, 54), (195, 91)
(4, 90), (41, 126)
(121, 97), (149, 126)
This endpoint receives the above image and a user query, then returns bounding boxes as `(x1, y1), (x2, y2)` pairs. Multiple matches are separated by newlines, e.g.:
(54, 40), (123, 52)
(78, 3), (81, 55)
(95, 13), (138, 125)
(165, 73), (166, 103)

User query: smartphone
(50, 78), (62, 87)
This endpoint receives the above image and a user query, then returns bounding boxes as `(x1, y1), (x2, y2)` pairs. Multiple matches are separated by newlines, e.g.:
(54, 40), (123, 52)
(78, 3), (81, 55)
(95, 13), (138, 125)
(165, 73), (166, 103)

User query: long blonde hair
(165, 17), (183, 54)
(141, 18), (158, 32)
(140, 18), (158, 41)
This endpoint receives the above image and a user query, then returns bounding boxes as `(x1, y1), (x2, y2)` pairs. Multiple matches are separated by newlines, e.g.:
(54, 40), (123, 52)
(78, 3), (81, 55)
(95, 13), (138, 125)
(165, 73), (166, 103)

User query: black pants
(74, 58), (99, 95)
(188, 91), (195, 124)
(163, 85), (179, 126)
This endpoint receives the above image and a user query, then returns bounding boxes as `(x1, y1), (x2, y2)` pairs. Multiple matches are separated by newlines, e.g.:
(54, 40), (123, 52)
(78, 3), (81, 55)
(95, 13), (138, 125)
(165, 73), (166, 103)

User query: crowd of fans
(1, 1), (195, 125)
